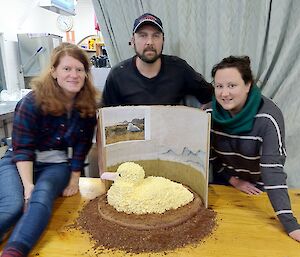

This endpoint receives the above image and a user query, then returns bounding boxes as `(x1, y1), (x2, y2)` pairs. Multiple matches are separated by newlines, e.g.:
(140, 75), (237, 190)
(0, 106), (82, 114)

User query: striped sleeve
(258, 113), (300, 233)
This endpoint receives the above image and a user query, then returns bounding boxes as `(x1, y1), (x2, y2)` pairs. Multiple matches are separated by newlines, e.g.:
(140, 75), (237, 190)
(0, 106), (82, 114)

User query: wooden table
(1, 178), (299, 256)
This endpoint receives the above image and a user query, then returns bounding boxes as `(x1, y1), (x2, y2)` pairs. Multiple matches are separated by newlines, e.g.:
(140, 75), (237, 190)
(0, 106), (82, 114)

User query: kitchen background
(0, 0), (100, 94)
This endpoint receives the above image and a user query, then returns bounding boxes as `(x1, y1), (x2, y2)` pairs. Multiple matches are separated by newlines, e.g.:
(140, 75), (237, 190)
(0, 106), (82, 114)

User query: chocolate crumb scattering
(75, 195), (217, 254)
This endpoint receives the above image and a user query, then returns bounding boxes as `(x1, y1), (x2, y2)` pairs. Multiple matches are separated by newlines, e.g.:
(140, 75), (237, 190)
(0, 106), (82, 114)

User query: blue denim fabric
(0, 151), (24, 240)
(7, 161), (71, 253)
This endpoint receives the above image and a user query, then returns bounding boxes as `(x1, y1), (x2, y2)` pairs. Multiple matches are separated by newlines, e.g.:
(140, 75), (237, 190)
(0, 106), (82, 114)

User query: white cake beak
(100, 172), (117, 181)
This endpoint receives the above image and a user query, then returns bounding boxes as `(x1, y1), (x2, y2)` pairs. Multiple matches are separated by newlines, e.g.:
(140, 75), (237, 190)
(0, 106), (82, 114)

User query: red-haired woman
(0, 43), (100, 256)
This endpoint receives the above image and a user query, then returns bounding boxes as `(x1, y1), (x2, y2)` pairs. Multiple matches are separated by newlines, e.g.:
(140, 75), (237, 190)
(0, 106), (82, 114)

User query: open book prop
(97, 106), (211, 207)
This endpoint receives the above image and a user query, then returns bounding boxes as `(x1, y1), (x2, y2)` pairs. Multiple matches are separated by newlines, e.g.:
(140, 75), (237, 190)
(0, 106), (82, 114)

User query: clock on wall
(56, 15), (74, 32)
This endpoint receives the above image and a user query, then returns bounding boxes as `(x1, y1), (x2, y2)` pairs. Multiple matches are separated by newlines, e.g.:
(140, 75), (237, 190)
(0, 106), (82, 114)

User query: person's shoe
(0, 247), (25, 257)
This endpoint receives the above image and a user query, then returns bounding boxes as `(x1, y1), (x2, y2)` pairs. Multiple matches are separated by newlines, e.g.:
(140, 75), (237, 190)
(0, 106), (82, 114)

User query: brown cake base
(98, 190), (203, 230)
(76, 190), (217, 253)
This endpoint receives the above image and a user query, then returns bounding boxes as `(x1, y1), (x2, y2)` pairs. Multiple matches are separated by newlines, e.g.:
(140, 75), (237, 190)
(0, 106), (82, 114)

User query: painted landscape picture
(105, 118), (145, 145)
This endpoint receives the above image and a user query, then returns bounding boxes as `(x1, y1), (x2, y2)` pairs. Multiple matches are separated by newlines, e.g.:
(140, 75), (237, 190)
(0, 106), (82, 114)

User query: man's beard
(134, 46), (163, 64)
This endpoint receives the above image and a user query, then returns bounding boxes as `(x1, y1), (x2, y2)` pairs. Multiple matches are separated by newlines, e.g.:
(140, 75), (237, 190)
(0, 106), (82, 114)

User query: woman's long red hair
(30, 43), (100, 117)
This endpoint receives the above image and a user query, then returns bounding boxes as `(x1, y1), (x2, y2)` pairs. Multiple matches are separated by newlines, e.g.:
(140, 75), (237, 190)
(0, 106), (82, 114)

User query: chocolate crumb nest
(75, 191), (217, 254)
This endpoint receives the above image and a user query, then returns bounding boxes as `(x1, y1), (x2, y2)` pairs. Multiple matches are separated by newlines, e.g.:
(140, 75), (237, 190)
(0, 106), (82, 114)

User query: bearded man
(102, 13), (213, 106)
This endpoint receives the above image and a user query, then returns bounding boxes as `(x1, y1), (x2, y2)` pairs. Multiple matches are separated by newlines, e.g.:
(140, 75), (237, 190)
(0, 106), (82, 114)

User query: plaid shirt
(12, 92), (97, 172)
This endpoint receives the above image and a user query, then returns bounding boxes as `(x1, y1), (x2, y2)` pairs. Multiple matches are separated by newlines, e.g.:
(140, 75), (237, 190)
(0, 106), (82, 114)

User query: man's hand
(63, 172), (80, 197)
(229, 176), (263, 195)
(289, 229), (300, 242)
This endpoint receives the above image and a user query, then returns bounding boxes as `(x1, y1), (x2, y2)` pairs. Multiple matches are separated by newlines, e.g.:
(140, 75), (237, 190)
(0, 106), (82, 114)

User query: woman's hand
(16, 161), (34, 210)
(24, 183), (34, 201)
(63, 171), (80, 197)
(289, 229), (300, 242)
(23, 183), (34, 211)
(229, 176), (263, 195)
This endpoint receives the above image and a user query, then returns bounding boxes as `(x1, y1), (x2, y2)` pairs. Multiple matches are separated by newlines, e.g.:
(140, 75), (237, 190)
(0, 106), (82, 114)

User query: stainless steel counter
(0, 101), (17, 138)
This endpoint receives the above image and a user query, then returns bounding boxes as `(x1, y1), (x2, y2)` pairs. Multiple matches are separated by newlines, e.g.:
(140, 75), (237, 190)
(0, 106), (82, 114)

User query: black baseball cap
(133, 13), (164, 34)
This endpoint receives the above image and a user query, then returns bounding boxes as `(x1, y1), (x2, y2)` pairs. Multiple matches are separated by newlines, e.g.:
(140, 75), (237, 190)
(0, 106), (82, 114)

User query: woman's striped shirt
(207, 96), (300, 233)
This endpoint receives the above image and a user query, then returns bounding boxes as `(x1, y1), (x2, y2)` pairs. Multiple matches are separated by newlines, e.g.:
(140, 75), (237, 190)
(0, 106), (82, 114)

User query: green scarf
(212, 85), (262, 134)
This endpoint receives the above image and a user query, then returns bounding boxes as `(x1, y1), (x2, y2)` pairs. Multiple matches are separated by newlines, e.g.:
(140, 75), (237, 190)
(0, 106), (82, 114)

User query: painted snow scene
(98, 106), (211, 206)
(102, 107), (149, 145)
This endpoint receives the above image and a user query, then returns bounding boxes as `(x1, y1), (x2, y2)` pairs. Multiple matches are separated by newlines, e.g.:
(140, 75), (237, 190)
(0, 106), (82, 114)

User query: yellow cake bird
(101, 162), (194, 214)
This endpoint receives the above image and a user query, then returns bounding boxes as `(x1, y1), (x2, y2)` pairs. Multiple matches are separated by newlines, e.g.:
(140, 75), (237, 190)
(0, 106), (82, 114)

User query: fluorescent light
(39, 0), (75, 16)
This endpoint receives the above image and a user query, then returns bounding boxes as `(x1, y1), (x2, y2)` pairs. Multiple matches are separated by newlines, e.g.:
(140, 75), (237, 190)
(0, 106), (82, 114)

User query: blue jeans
(0, 151), (24, 240)
(6, 159), (71, 255)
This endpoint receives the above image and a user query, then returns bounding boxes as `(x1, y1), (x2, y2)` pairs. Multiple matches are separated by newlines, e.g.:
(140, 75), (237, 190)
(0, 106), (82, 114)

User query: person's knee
(30, 181), (57, 211)
(14, 197), (24, 214)
(0, 210), (21, 225)
(1, 193), (23, 215)
(0, 198), (23, 235)
(5, 198), (23, 218)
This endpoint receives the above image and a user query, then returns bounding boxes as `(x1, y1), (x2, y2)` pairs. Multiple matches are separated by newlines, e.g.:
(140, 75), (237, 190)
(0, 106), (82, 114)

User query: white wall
(0, 0), (96, 93)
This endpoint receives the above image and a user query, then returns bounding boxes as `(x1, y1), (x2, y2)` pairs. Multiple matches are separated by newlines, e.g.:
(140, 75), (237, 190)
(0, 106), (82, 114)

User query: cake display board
(97, 105), (211, 207)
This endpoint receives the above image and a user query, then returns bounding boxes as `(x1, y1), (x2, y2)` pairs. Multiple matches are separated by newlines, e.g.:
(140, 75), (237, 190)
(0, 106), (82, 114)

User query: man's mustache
(144, 47), (156, 52)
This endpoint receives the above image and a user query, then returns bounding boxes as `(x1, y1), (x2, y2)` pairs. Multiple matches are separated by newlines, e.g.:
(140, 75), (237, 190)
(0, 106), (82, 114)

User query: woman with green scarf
(207, 55), (300, 242)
